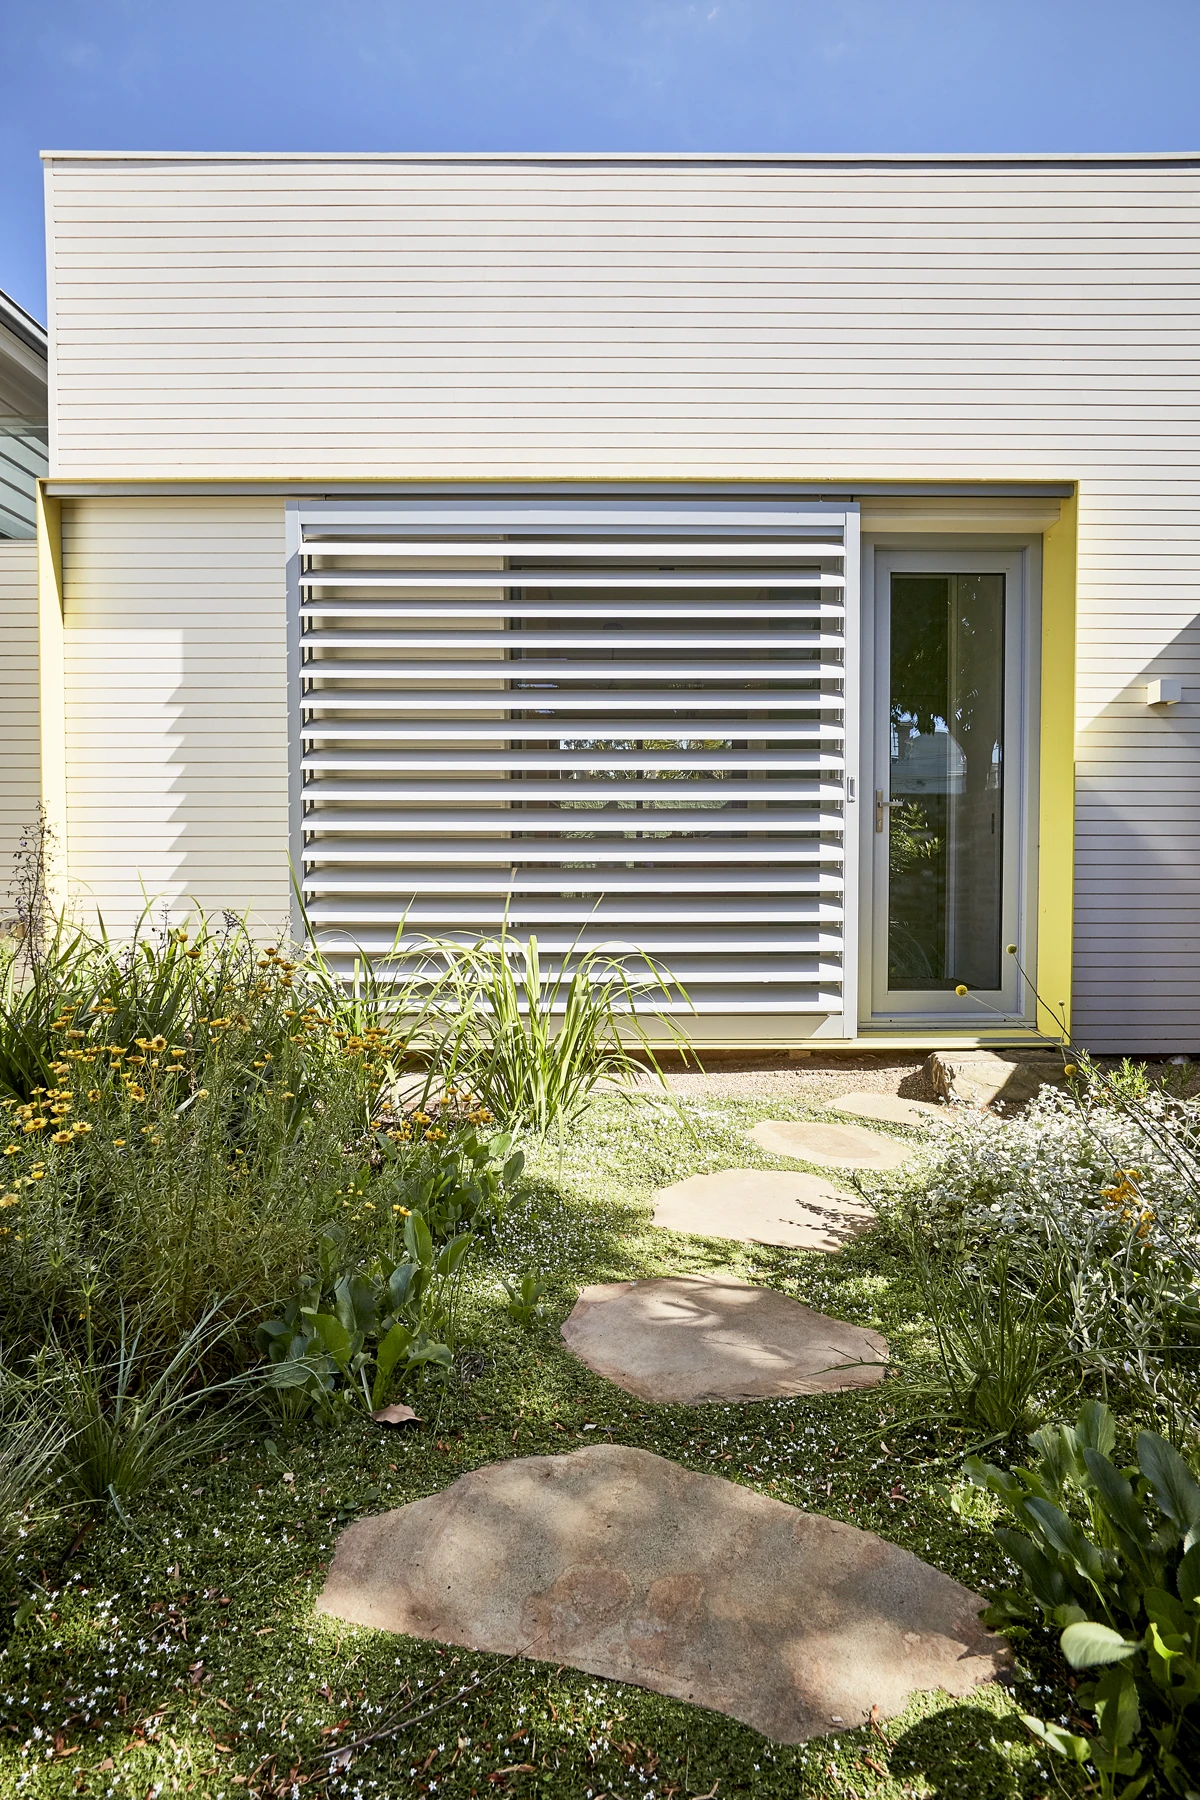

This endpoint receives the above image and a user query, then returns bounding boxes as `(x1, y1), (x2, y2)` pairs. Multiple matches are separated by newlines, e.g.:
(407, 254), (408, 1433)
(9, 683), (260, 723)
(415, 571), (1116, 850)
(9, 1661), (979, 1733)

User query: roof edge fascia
(38, 148), (1200, 168)
(0, 290), (48, 360)
(44, 480), (1077, 499)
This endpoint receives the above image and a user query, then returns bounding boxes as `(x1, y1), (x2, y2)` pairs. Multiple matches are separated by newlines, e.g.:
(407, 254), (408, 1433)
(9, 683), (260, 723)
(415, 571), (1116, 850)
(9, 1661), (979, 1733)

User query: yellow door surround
(1036, 488), (1078, 1041)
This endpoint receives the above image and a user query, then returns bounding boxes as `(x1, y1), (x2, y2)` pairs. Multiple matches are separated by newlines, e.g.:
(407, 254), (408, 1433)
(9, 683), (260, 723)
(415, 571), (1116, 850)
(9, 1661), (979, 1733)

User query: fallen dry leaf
(373, 1402), (420, 1427)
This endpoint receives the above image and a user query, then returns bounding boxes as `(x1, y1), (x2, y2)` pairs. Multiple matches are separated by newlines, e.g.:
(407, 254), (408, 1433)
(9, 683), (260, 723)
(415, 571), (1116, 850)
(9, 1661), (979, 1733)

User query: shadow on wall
(1072, 621), (1200, 1057)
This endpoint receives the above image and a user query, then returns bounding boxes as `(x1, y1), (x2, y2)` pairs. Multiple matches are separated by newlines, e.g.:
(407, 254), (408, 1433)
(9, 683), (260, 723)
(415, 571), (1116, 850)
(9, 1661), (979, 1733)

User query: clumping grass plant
(0, 1385), (63, 1579)
(412, 930), (691, 1135)
(48, 1307), (247, 1518)
(910, 1244), (1069, 1439)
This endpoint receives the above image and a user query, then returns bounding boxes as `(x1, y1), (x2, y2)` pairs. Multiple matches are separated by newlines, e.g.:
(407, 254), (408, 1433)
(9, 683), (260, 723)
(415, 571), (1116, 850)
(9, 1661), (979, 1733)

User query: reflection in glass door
(884, 572), (1006, 993)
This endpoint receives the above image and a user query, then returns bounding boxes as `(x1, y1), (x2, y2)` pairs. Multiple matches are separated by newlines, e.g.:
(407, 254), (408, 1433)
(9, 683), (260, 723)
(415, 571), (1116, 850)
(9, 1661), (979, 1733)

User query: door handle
(875, 790), (904, 832)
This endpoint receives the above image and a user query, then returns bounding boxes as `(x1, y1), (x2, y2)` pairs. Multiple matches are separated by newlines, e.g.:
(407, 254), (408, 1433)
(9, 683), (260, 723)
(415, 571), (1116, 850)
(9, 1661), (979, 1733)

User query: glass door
(870, 550), (1029, 1019)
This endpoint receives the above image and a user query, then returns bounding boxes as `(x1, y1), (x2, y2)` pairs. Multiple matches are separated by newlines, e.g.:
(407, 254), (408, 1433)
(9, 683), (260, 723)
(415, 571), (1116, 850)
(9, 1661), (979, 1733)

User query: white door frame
(858, 539), (1042, 1026)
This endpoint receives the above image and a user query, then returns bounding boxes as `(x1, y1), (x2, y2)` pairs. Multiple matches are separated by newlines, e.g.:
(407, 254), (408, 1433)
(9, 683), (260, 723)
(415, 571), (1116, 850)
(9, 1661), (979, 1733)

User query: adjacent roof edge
(0, 289), (48, 360)
(37, 148), (1200, 168)
(43, 480), (1077, 500)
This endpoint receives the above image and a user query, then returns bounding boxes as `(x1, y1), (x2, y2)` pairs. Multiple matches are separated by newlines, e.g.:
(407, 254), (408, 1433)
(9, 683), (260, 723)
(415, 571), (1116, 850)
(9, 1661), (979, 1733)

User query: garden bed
(1, 917), (1197, 1798)
(2, 1093), (1089, 1800)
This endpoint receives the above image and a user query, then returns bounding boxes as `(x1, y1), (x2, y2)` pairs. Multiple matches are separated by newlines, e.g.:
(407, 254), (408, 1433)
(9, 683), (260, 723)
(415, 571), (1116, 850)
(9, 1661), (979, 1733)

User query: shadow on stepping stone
(750, 1119), (914, 1170)
(652, 1168), (873, 1250)
(828, 1091), (944, 1129)
(317, 1445), (1010, 1743)
(561, 1274), (888, 1402)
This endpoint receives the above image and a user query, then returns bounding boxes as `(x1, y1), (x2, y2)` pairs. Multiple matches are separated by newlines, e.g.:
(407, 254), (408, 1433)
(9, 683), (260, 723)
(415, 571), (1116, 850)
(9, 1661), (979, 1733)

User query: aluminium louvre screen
(291, 499), (858, 1040)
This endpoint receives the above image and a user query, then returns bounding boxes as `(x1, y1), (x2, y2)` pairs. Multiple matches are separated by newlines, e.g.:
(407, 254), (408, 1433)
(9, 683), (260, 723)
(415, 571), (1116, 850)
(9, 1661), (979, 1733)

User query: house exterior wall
(59, 496), (290, 936)
(0, 299), (49, 539)
(0, 429), (48, 539)
(0, 540), (40, 913)
(39, 152), (1200, 1051)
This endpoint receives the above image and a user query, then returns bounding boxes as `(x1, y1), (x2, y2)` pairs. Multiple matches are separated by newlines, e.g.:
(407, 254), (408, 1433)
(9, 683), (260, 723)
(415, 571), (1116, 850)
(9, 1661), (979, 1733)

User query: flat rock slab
(749, 1119), (915, 1171)
(828, 1091), (944, 1129)
(561, 1274), (888, 1403)
(318, 1444), (1009, 1743)
(651, 1168), (874, 1250)
(926, 1050), (1068, 1109)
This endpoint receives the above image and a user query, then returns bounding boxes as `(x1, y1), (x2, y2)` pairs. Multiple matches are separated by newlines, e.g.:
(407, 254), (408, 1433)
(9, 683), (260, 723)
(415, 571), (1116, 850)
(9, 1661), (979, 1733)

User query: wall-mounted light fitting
(1146, 678), (1183, 707)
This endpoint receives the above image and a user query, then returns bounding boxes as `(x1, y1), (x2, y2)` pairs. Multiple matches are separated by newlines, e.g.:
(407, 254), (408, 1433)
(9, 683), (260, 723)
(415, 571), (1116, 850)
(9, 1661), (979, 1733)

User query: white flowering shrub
(886, 1085), (1200, 1399)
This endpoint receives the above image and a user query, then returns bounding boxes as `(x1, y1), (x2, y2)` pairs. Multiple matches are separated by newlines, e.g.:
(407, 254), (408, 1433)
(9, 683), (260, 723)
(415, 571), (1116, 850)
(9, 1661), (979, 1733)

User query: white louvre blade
(301, 721), (842, 745)
(304, 807), (833, 833)
(302, 657), (836, 681)
(302, 870), (843, 895)
(302, 839), (843, 865)
(301, 599), (842, 620)
(301, 540), (845, 559)
(300, 569), (845, 590)
(301, 688), (840, 711)
(303, 630), (841, 650)
(302, 749), (841, 770)
(302, 896), (846, 923)
(304, 778), (846, 802)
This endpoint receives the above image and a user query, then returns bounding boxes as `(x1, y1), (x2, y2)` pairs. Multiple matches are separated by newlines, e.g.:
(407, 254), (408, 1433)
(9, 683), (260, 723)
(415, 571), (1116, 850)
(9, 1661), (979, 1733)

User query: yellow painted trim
(637, 1036), (1057, 1054)
(35, 482), (68, 909)
(1036, 488), (1077, 1040)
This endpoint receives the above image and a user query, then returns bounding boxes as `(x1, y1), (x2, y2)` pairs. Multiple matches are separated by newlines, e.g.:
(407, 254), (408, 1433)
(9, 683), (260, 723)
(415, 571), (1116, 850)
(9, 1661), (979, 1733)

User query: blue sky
(3, 0), (1200, 321)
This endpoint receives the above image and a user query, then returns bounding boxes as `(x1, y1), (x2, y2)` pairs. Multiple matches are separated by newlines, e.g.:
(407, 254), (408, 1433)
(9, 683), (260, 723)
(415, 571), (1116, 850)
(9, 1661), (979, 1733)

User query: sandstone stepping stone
(318, 1444), (1009, 1743)
(561, 1273), (887, 1402)
(651, 1168), (874, 1250)
(926, 1050), (1068, 1109)
(828, 1091), (944, 1129)
(749, 1119), (914, 1170)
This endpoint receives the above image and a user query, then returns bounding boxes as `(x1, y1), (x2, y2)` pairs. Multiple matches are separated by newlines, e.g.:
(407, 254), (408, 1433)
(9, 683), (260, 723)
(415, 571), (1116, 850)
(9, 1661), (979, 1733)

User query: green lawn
(0, 1092), (1081, 1799)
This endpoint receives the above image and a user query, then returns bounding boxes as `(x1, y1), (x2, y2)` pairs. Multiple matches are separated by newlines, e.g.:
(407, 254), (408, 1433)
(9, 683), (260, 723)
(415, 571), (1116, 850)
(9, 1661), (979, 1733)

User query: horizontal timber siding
(42, 154), (1200, 1050)
(0, 540), (40, 913)
(0, 430), (47, 539)
(61, 496), (290, 934)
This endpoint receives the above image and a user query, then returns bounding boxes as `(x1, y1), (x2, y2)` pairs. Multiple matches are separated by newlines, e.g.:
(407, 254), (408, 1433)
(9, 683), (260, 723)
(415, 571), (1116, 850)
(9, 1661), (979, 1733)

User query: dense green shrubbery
(888, 1075), (1200, 1434)
(0, 916), (401, 1356)
(0, 901), (624, 1544)
(969, 1401), (1200, 1797)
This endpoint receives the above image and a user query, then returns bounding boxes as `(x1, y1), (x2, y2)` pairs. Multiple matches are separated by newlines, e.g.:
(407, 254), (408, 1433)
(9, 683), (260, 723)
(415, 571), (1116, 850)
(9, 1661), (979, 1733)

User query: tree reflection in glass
(888, 574), (1005, 990)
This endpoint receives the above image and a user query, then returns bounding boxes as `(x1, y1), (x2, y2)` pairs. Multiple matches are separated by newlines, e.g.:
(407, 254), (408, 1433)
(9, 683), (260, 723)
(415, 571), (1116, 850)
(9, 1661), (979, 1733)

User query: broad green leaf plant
(503, 1273), (549, 1331)
(967, 1400), (1200, 1796)
(255, 1130), (523, 1416)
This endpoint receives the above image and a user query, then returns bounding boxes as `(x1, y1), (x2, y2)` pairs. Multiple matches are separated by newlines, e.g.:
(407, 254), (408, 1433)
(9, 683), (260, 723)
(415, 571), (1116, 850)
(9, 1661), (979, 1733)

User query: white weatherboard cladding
(295, 500), (858, 1040)
(61, 497), (290, 935)
(0, 541), (40, 893)
(41, 152), (1200, 1050)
